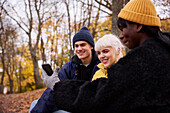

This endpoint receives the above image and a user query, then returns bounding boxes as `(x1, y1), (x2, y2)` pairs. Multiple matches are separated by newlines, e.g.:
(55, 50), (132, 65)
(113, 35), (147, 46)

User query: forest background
(0, 0), (170, 94)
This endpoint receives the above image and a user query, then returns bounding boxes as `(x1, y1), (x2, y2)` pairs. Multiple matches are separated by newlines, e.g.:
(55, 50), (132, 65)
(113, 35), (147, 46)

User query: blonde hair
(95, 34), (125, 61)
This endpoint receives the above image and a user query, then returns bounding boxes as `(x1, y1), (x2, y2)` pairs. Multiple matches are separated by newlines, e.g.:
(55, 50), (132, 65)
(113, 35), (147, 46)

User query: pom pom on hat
(118, 0), (161, 27)
(73, 26), (94, 48)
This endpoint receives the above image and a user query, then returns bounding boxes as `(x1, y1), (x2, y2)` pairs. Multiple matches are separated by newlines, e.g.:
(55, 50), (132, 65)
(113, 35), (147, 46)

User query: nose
(98, 53), (104, 59)
(77, 45), (82, 50)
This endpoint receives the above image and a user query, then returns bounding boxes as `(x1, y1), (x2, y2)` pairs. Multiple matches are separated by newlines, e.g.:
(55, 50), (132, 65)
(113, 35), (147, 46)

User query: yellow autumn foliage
(161, 19), (170, 32)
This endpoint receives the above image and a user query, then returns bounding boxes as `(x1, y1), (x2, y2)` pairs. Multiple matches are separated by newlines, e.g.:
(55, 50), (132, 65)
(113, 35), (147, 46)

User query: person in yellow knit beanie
(41, 0), (170, 113)
(91, 34), (125, 81)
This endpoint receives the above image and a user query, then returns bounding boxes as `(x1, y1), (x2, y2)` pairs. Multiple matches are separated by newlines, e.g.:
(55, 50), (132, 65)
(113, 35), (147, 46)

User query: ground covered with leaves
(0, 88), (46, 113)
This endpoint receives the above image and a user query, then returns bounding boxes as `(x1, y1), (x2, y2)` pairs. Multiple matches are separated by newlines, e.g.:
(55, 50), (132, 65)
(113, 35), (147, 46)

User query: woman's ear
(116, 48), (120, 55)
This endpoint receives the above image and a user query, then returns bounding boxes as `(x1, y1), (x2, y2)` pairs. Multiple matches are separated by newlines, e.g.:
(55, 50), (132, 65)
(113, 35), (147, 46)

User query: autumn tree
(3, 0), (60, 89)
(0, 0), (6, 94)
(71, 0), (103, 38)
(41, 12), (65, 68)
(152, 0), (170, 19)
(15, 43), (32, 93)
(111, 0), (123, 35)
(0, 0), (19, 93)
(5, 25), (18, 93)
(0, 16), (18, 93)
(94, 0), (130, 35)
(63, 0), (74, 59)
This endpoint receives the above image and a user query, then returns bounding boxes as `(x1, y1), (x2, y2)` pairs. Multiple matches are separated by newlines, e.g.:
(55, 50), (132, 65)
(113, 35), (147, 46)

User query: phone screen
(42, 64), (53, 76)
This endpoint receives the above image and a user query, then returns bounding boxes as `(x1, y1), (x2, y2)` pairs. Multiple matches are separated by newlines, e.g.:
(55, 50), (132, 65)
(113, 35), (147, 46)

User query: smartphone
(42, 64), (53, 76)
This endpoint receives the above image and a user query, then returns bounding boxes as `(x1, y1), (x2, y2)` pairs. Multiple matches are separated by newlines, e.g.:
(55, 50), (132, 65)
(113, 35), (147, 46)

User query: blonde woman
(91, 34), (125, 81)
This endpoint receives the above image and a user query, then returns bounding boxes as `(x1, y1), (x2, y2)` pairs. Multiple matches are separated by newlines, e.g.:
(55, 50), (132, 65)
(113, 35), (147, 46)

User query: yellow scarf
(91, 63), (108, 81)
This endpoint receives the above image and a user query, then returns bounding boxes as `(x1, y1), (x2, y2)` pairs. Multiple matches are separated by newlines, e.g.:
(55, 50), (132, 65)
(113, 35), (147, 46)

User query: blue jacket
(59, 51), (100, 81)
(58, 58), (79, 80)
(31, 50), (99, 113)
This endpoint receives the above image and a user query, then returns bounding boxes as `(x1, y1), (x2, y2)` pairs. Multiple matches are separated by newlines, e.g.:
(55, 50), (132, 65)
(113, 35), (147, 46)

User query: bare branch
(3, 8), (29, 34)
(94, 0), (112, 11)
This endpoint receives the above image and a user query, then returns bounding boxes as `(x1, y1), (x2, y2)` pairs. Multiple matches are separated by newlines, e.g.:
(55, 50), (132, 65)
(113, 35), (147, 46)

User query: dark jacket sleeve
(52, 40), (170, 113)
(58, 61), (77, 80)
(31, 88), (58, 113)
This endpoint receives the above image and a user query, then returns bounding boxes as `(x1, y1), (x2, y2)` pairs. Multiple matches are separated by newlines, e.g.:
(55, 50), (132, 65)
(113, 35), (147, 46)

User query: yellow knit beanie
(118, 0), (161, 27)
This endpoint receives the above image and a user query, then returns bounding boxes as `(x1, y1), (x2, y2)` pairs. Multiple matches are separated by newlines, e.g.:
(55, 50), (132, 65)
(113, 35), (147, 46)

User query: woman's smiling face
(96, 46), (117, 68)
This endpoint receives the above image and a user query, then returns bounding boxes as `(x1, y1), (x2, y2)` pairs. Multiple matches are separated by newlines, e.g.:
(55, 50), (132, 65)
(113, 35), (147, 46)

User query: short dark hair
(117, 18), (160, 37)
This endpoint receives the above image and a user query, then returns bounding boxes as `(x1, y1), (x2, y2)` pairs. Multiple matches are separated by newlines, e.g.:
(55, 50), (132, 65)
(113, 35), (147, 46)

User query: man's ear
(136, 24), (143, 32)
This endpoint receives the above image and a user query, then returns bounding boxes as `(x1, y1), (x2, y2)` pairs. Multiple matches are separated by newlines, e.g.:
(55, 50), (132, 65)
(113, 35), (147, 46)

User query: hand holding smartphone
(42, 64), (53, 76)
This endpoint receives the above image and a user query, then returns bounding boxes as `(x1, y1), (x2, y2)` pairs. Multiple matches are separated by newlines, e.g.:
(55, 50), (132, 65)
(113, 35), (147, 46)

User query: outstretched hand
(41, 67), (60, 90)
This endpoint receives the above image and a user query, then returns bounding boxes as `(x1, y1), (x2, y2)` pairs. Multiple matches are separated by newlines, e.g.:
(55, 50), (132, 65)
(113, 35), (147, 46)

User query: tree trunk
(64, 0), (74, 59)
(0, 48), (5, 86)
(111, 0), (123, 36)
(9, 79), (13, 93)
(92, 0), (101, 38)
(0, 84), (4, 94)
(41, 37), (46, 64)
(31, 52), (44, 89)
(6, 70), (13, 93)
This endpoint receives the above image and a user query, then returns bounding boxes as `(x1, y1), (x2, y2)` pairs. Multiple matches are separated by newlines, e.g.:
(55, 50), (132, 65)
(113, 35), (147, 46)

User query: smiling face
(74, 41), (93, 62)
(119, 22), (141, 49)
(96, 46), (118, 68)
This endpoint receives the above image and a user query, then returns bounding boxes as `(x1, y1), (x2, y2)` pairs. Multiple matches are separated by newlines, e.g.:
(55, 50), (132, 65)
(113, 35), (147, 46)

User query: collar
(97, 63), (107, 70)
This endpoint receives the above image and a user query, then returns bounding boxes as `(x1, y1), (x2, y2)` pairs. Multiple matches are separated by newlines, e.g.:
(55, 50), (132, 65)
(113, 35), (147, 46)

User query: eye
(96, 51), (101, 55)
(102, 49), (109, 53)
(119, 26), (123, 31)
(75, 44), (79, 48)
(80, 43), (86, 47)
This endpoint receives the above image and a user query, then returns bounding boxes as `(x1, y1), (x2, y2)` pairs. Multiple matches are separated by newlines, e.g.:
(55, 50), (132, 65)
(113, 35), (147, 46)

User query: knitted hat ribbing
(118, 0), (161, 27)
(73, 26), (94, 48)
